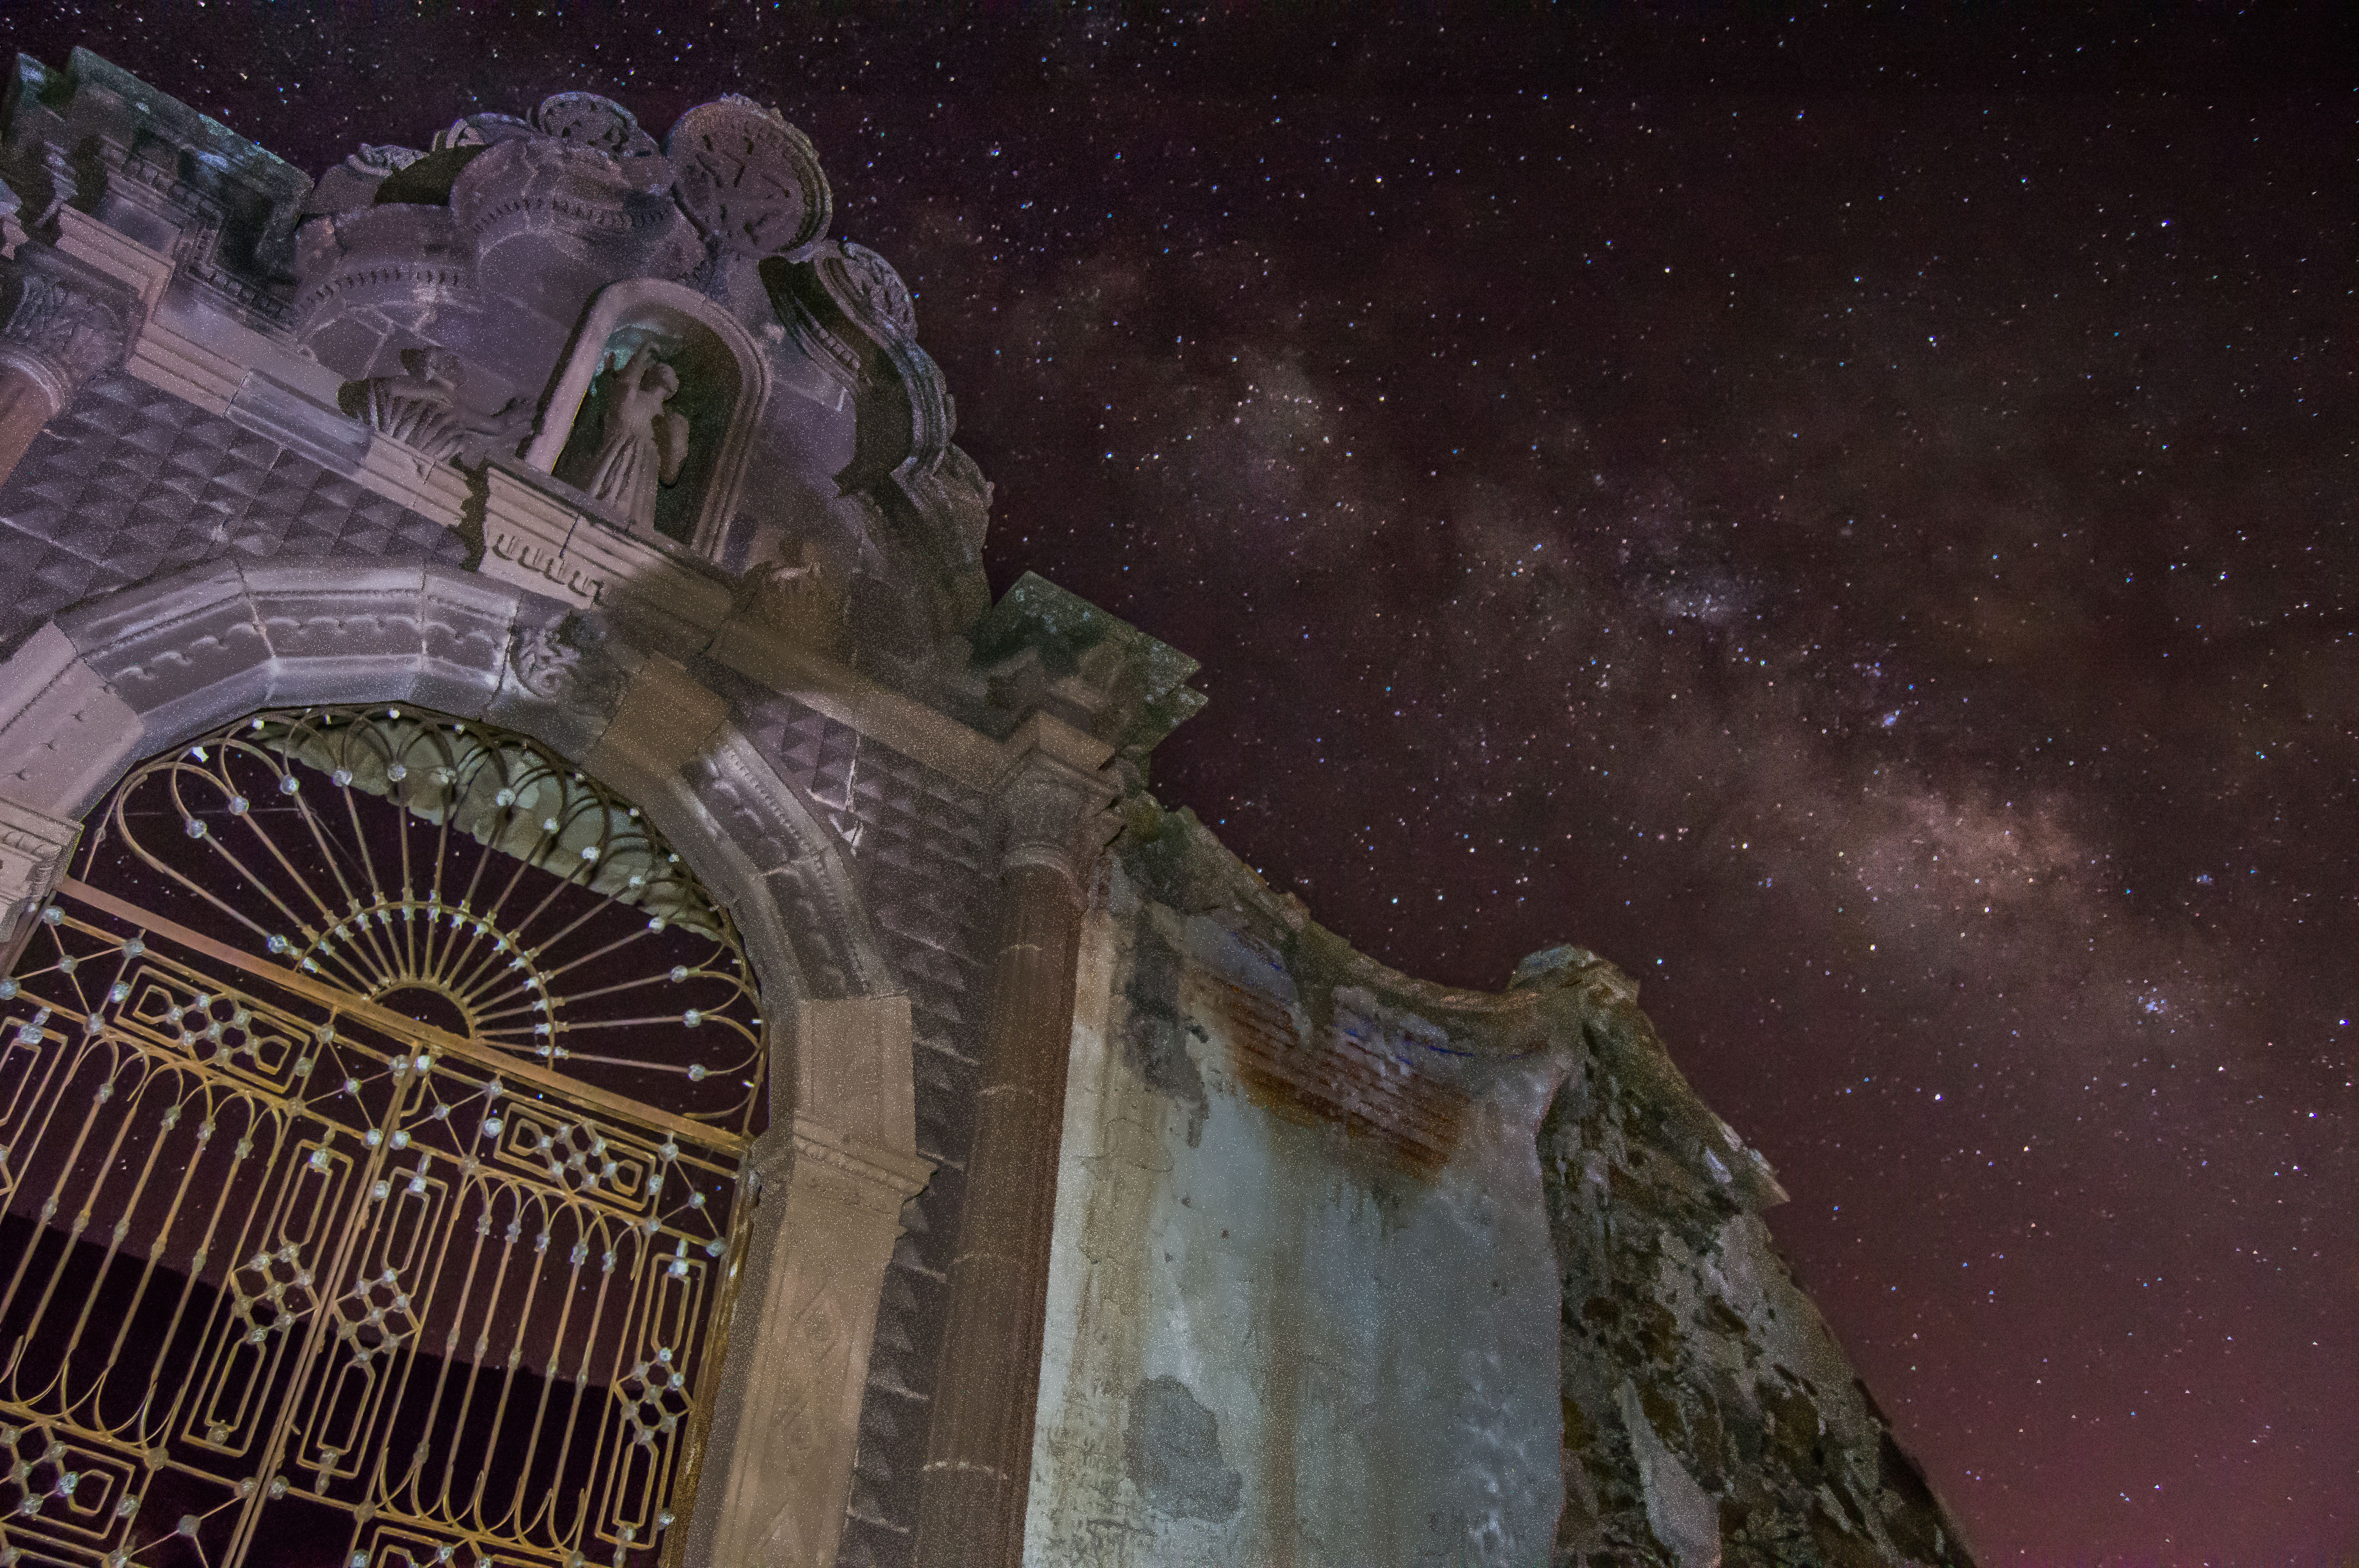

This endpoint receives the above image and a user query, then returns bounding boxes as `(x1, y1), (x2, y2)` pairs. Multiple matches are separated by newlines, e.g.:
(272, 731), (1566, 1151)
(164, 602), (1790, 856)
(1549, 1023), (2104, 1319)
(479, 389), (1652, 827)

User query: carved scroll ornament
(342, 345), (531, 466)
(534, 91), (661, 159)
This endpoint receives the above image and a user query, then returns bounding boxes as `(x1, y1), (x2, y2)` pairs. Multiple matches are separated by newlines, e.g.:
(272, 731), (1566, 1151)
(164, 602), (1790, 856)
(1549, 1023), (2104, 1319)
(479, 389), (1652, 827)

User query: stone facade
(0, 46), (1973, 1568)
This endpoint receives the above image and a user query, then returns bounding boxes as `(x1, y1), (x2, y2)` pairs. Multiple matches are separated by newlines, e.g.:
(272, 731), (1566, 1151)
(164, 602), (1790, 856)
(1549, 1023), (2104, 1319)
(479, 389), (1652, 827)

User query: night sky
(14, 8), (2354, 1562)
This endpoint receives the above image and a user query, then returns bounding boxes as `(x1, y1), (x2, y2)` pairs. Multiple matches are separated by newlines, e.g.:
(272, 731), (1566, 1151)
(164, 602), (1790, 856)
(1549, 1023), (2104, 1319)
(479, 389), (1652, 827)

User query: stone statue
(587, 345), (689, 532)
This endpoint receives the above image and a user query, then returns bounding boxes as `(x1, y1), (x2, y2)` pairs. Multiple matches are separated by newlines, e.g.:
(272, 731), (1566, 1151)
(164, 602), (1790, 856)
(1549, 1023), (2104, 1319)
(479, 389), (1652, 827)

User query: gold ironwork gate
(0, 709), (767, 1568)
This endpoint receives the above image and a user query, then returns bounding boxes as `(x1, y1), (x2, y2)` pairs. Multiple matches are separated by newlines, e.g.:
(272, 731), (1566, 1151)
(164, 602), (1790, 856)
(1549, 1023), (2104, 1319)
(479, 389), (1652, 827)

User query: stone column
(0, 245), (135, 486)
(912, 737), (1115, 1568)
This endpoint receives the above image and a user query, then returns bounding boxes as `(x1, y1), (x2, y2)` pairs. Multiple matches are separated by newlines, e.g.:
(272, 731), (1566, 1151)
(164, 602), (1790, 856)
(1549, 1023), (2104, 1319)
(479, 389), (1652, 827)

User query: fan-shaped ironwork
(0, 707), (772, 1566)
(90, 705), (766, 1136)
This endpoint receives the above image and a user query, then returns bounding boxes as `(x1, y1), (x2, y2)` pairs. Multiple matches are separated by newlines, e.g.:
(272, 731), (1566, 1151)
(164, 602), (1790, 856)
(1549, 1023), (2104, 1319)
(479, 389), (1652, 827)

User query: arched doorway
(0, 704), (766, 1566)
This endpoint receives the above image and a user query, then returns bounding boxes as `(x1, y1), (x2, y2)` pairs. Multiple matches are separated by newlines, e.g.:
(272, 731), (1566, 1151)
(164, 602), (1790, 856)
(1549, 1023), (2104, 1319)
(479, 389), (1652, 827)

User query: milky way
(13, 9), (2352, 1560)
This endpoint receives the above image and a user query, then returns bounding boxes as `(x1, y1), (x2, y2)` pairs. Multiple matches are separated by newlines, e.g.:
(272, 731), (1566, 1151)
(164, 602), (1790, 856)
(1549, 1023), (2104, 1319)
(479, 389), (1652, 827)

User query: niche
(525, 279), (770, 557)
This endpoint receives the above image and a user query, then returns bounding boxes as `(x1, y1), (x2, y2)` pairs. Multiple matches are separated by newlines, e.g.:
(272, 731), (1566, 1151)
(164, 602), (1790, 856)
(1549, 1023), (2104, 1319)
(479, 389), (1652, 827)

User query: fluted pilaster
(912, 733), (1116, 1568)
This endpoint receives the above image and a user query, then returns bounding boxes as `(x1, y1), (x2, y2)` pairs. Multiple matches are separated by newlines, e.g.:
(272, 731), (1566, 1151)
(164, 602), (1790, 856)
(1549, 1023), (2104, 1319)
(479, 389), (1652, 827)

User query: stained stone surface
(1542, 996), (1974, 1567)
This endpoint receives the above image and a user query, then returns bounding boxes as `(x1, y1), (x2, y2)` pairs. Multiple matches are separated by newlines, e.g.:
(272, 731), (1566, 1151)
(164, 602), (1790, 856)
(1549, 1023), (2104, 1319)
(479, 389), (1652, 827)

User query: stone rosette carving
(0, 247), (135, 412)
(534, 92), (660, 159)
(667, 96), (832, 259)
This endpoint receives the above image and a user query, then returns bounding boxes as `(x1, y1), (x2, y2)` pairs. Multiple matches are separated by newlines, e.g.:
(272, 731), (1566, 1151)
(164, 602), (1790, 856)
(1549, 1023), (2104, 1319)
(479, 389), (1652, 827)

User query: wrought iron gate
(0, 709), (767, 1568)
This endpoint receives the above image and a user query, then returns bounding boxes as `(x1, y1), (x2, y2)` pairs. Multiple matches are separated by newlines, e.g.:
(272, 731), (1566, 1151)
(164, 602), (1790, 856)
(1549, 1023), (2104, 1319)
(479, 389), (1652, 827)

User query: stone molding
(53, 207), (176, 317)
(479, 459), (740, 630)
(764, 1114), (934, 1216)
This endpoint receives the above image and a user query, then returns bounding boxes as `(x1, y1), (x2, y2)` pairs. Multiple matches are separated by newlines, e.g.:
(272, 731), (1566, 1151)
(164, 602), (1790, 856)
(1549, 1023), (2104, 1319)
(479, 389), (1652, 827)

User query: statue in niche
(585, 345), (691, 533)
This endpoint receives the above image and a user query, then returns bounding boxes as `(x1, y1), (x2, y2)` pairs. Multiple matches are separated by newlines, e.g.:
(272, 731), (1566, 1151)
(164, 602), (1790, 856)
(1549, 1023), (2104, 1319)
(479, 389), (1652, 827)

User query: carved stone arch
(0, 556), (932, 1568)
(525, 278), (774, 559)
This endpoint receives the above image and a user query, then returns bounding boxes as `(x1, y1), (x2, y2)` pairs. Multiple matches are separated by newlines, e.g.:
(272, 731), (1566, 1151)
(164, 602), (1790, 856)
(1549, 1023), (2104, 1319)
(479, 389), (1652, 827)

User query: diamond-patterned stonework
(0, 374), (467, 654)
(740, 691), (998, 1566)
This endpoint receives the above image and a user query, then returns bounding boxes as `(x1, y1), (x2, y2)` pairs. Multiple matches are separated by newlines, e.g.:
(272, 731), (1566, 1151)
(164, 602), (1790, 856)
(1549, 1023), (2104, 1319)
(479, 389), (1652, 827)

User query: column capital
(0, 793), (79, 953)
(0, 244), (139, 415)
(749, 1114), (935, 1223)
(991, 711), (1120, 889)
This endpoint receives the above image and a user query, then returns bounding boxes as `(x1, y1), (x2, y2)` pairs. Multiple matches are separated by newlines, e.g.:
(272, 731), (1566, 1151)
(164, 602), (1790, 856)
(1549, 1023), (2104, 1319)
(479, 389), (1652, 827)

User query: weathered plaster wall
(1029, 802), (1977, 1568)
(1027, 806), (1578, 1568)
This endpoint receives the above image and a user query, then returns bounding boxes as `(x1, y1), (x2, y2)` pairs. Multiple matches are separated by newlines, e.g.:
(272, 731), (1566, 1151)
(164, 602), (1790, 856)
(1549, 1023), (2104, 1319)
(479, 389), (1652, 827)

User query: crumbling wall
(1028, 800), (1975, 1567)
(1542, 992), (1976, 1566)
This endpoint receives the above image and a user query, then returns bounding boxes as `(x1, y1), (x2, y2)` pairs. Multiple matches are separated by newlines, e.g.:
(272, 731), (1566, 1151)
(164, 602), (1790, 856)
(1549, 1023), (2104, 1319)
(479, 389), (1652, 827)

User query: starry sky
(15, 7), (2354, 1562)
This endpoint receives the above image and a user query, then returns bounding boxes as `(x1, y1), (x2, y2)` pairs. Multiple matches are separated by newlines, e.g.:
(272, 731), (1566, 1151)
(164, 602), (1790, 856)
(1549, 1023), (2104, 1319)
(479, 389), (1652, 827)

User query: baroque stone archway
(0, 557), (933, 1566)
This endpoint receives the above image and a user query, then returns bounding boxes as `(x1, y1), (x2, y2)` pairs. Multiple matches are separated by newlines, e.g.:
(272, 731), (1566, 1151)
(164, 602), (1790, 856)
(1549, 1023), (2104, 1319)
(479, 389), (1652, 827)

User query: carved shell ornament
(837, 242), (918, 339)
(533, 91), (660, 160)
(666, 96), (832, 258)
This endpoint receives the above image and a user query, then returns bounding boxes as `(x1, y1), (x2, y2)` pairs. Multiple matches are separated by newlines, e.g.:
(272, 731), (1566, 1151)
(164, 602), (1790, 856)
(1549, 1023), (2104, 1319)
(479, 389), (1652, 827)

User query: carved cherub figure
(587, 344), (690, 533)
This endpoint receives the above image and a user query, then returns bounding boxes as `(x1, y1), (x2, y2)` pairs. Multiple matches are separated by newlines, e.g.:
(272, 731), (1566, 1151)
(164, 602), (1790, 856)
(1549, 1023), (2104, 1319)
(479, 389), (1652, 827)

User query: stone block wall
(725, 684), (1000, 1567)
